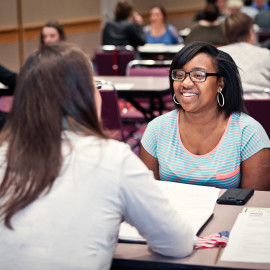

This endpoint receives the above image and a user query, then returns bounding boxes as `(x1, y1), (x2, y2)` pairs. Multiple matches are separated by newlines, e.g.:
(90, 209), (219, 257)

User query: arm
(241, 148), (270, 191)
(120, 145), (196, 258)
(140, 145), (160, 180)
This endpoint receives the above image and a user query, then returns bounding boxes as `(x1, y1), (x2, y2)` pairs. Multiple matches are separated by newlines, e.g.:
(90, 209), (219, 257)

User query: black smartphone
(217, 188), (254, 205)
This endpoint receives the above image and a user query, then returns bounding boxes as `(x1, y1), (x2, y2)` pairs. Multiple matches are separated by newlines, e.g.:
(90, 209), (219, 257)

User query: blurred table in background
(137, 44), (184, 60)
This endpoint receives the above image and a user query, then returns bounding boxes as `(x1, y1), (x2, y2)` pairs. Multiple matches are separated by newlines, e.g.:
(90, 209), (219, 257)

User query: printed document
(221, 211), (270, 263)
(119, 182), (220, 242)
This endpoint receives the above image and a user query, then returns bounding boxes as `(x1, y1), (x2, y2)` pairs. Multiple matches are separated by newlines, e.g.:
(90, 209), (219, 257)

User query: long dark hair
(40, 20), (66, 45)
(169, 41), (247, 118)
(0, 42), (107, 229)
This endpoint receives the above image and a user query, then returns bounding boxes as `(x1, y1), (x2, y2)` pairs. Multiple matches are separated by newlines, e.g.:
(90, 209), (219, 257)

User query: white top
(219, 42), (270, 91)
(0, 131), (196, 270)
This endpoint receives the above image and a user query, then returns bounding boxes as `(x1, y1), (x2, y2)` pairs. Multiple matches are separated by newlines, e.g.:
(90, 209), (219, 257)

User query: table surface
(95, 76), (170, 92)
(112, 190), (270, 270)
(137, 44), (184, 54)
(95, 76), (270, 100)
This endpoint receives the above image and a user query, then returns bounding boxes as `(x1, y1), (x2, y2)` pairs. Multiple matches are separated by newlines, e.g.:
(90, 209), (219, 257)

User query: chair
(244, 99), (270, 138)
(126, 59), (171, 76)
(126, 59), (174, 113)
(95, 45), (135, 76)
(257, 30), (270, 43)
(100, 82), (146, 154)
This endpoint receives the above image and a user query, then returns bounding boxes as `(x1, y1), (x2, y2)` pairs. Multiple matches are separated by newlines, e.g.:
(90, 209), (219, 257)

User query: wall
(0, 0), (204, 72)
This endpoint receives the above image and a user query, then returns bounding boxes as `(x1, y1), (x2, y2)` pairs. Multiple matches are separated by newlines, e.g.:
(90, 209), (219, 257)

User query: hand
(132, 11), (143, 25)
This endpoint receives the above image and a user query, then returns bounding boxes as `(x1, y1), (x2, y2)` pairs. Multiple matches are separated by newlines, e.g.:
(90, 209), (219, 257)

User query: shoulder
(147, 110), (178, 128)
(167, 24), (178, 32)
(62, 131), (133, 165)
(231, 112), (268, 137)
(143, 25), (151, 32)
(142, 110), (178, 141)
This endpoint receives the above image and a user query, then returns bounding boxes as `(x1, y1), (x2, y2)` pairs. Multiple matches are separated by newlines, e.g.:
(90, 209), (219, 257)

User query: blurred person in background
(255, 0), (270, 28)
(219, 12), (270, 90)
(0, 64), (17, 130)
(241, 0), (259, 19)
(185, 3), (227, 46)
(102, 1), (145, 49)
(252, 0), (269, 10)
(40, 20), (66, 46)
(144, 6), (183, 44)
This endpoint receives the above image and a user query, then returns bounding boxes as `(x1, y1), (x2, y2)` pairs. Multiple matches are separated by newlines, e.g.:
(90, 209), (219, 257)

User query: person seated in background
(219, 12), (270, 90)
(143, 6), (183, 44)
(140, 41), (270, 190)
(252, 0), (269, 10)
(195, 0), (228, 22)
(185, 3), (227, 46)
(241, 0), (259, 19)
(40, 20), (66, 46)
(0, 64), (16, 93)
(0, 42), (196, 269)
(102, 1), (145, 49)
(194, 0), (217, 21)
(0, 64), (17, 130)
(226, 0), (243, 15)
(255, 0), (270, 28)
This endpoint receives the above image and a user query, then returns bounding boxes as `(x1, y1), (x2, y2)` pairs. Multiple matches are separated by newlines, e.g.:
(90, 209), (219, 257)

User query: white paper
(221, 213), (270, 263)
(119, 182), (220, 242)
(114, 83), (134, 90)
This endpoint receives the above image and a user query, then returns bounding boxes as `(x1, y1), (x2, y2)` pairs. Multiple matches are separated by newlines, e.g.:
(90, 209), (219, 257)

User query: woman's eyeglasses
(171, 69), (219, 83)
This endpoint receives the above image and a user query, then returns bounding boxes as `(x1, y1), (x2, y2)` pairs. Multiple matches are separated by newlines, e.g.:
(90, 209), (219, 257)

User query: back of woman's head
(9, 42), (102, 136)
(170, 41), (246, 117)
(224, 12), (253, 43)
(115, 1), (133, 20)
(202, 3), (220, 22)
(40, 20), (66, 45)
(0, 42), (105, 229)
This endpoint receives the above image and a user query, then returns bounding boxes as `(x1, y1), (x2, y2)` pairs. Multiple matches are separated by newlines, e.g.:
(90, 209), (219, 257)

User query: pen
(214, 244), (222, 264)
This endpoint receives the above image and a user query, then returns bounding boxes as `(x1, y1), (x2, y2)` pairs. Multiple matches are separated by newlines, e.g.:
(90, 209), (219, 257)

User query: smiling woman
(140, 41), (270, 191)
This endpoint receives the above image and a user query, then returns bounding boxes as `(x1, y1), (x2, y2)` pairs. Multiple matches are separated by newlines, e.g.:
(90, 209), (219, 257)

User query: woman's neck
(150, 23), (166, 36)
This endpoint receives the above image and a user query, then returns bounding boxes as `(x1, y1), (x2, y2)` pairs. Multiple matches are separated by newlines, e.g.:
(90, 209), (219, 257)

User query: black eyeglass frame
(171, 69), (220, 83)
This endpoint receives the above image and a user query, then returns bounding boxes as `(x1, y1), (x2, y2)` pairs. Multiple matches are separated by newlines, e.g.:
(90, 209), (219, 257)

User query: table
(111, 190), (270, 270)
(137, 44), (184, 60)
(95, 76), (171, 121)
(95, 75), (270, 122)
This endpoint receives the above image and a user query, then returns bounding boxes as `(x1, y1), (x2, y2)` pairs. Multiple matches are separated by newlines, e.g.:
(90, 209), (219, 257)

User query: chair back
(126, 59), (171, 76)
(95, 45), (135, 76)
(257, 30), (270, 43)
(100, 84), (125, 141)
(244, 99), (270, 138)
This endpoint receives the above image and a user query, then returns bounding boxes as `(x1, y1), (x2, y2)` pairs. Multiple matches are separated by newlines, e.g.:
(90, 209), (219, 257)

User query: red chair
(244, 99), (270, 138)
(126, 60), (174, 113)
(100, 86), (146, 154)
(95, 45), (135, 76)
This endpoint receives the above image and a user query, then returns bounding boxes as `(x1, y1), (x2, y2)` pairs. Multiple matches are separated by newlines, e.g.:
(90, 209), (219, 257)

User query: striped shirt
(141, 110), (270, 188)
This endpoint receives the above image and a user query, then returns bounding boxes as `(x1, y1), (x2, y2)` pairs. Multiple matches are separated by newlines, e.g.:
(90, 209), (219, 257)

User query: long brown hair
(40, 20), (66, 45)
(0, 42), (107, 229)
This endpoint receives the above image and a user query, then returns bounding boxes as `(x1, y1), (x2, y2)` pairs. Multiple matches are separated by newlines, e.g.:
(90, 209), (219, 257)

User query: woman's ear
(218, 77), (225, 91)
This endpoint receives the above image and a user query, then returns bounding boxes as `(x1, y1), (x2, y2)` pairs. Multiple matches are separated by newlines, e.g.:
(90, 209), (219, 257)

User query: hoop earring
(173, 94), (180, 105)
(217, 89), (225, 107)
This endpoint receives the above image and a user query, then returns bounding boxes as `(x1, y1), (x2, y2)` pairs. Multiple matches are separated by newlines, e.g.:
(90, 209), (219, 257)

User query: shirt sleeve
(141, 118), (159, 158)
(119, 145), (196, 258)
(241, 116), (270, 161)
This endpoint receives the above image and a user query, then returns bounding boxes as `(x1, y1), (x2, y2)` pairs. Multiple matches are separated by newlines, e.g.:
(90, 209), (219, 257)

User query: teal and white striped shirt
(141, 110), (270, 188)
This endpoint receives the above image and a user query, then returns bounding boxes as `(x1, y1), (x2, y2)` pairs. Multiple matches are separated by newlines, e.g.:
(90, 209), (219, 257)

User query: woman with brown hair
(0, 42), (195, 269)
(40, 20), (66, 46)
